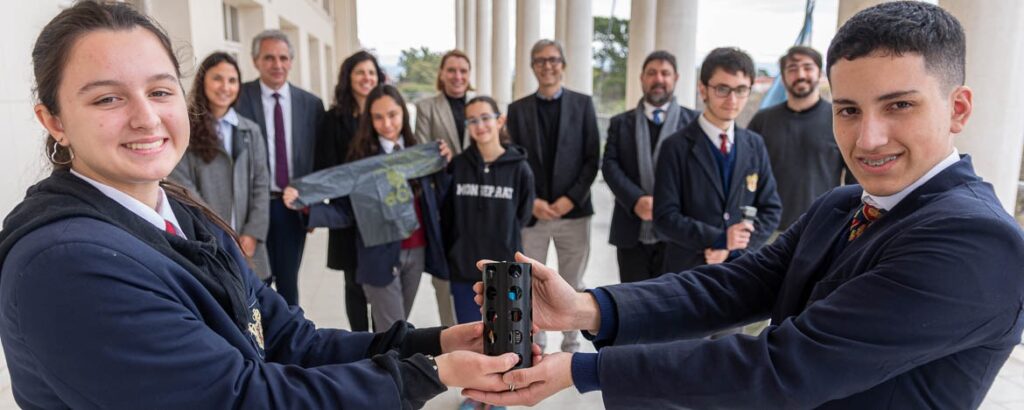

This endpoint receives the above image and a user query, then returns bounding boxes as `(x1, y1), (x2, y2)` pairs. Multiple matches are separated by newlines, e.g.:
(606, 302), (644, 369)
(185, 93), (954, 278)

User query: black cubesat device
(482, 261), (532, 369)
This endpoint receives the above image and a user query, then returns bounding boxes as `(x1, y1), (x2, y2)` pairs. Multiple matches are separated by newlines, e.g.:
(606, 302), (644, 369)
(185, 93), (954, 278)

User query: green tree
(397, 46), (442, 101)
(593, 15), (629, 115)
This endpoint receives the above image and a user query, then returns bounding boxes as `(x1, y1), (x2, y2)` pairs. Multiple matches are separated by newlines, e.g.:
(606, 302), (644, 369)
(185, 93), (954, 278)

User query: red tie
(848, 202), (885, 241)
(164, 220), (177, 236)
(719, 133), (729, 155)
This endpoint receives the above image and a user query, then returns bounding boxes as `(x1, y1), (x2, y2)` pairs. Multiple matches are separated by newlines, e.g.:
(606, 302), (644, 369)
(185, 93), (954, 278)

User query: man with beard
(602, 51), (698, 283)
(748, 46), (851, 234)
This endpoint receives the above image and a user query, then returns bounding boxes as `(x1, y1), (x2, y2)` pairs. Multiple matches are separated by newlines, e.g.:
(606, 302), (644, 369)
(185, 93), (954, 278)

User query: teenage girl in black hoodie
(443, 96), (535, 323)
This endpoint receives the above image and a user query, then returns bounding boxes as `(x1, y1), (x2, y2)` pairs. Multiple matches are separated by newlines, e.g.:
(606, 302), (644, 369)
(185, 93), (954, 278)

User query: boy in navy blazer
(464, 3), (1024, 409)
(653, 47), (782, 273)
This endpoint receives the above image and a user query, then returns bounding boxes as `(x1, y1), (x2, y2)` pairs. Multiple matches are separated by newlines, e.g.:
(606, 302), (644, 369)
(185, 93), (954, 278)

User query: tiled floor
(0, 180), (1021, 409)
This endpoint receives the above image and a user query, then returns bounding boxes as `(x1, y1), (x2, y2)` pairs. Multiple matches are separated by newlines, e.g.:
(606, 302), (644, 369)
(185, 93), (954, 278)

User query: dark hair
(188, 52), (241, 163)
(642, 50), (678, 74)
(826, 1), (965, 89)
(347, 85), (417, 162)
(778, 46), (822, 73)
(31, 1), (240, 248)
(531, 39), (566, 67)
(465, 95), (510, 144)
(699, 47), (756, 86)
(436, 49), (474, 92)
(333, 50), (386, 116)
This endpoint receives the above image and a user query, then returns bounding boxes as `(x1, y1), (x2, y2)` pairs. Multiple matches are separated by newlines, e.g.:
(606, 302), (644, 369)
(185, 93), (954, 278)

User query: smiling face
(440, 56), (470, 98)
(782, 53), (821, 99)
(641, 59), (678, 106)
(36, 28), (188, 199)
(830, 52), (972, 196)
(370, 95), (404, 142)
(350, 59), (379, 101)
(203, 61), (240, 117)
(531, 45), (564, 88)
(698, 68), (751, 125)
(466, 101), (505, 146)
(254, 38), (292, 90)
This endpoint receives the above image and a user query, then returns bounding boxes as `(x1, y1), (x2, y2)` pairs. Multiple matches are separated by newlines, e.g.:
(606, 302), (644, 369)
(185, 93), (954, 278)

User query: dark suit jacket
(594, 156), (1024, 409)
(602, 107), (698, 248)
(313, 110), (360, 271)
(235, 80), (325, 180)
(653, 120), (782, 271)
(507, 88), (600, 223)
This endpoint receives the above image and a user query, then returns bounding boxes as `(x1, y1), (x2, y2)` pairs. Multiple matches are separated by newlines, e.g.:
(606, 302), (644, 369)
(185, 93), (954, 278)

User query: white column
(563, 0), (593, 94)
(465, 0), (478, 88)
(655, 0), (698, 107)
(626, 0), (657, 106)
(514, 0), (540, 99)
(837, 0), (893, 28)
(332, 0), (360, 66)
(476, 0), (493, 95)
(492, 0), (512, 109)
(941, 0), (1024, 213)
(555, 0), (568, 46)
(456, 0), (465, 51)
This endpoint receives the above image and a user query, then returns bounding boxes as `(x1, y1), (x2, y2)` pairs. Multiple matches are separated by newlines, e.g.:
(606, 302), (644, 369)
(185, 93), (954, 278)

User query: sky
(357, 0), (840, 73)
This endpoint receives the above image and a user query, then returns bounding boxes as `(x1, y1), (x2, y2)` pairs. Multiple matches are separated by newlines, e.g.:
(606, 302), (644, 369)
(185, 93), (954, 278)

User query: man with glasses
(749, 46), (852, 236)
(506, 39), (600, 353)
(653, 47), (781, 273)
(602, 51), (698, 283)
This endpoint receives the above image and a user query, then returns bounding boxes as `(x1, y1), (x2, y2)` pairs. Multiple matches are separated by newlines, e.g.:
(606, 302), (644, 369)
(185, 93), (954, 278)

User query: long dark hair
(189, 52), (241, 163)
(466, 95), (511, 145)
(346, 85), (418, 162)
(31, 1), (238, 247)
(333, 50), (386, 117)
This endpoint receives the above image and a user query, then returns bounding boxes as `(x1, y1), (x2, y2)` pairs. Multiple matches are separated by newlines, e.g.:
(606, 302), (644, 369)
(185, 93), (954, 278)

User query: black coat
(507, 88), (600, 224)
(442, 144), (535, 282)
(602, 107), (697, 248)
(313, 110), (360, 271)
(653, 120), (782, 272)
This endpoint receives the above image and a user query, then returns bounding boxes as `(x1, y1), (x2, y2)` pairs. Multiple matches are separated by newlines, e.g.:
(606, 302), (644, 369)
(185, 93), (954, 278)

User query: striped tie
(848, 202), (885, 241)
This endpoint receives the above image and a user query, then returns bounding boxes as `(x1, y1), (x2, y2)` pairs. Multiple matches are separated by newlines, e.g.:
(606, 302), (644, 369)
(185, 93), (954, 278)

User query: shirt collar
(260, 81), (291, 100)
(378, 136), (405, 154)
(643, 101), (671, 122)
(697, 112), (735, 144)
(536, 87), (564, 101)
(70, 169), (185, 238)
(861, 148), (960, 211)
(219, 107), (239, 127)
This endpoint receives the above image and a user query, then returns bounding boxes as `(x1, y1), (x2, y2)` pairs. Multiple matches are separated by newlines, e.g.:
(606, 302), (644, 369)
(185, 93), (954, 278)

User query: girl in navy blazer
(287, 85), (454, 332)
(0, 3), (522, 408)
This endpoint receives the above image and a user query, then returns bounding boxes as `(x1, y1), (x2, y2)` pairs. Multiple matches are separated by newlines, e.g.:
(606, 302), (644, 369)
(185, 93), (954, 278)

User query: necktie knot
(849, 202), (885, 241)
(272, 92), (281, 101)
(719, 133), (729, 155)
(652, 109), (665, 125)
(164, 220), (177, 236)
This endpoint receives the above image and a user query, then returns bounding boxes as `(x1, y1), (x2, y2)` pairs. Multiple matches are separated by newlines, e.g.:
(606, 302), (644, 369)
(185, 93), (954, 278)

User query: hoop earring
(50, 140), (74, 165)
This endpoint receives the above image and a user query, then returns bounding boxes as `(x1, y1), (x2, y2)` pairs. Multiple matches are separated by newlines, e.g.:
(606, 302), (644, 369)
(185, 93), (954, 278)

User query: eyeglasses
(465, 113), (499, 126)
(709, 84), (751, 98)
(531, 56), (563, 67)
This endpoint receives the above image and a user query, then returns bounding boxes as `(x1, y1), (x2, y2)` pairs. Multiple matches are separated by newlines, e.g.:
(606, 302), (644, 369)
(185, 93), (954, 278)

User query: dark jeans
(267, 198), (307, 306)
(616, 242), (667, 283)
(450, 280), (482, 323)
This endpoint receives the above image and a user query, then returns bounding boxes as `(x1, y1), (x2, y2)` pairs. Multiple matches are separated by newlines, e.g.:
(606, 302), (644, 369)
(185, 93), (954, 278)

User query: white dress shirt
(70, 169), (185, 239)
(643, 101), (670, 123)
(260, 81), (293, 192)
(217, 108), (239, 156)
(862, 149), (960, 211)
(378, 136), (406, 154)
(697, 112), (735, 153)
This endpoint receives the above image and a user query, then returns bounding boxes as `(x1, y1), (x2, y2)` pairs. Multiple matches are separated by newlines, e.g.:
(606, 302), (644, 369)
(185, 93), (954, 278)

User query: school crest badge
(248, 308), (265, 350)
(746, 173), (758, 192)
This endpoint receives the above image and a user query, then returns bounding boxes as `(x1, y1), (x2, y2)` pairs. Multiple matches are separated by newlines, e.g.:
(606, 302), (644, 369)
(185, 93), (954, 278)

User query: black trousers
(616, 242), (667, 283)
(343, 268), (370, 331)
(267, 198), (307, 306)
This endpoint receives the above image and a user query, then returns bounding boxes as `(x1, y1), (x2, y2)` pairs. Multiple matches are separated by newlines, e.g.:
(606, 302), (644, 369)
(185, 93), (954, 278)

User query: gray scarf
(636, 97), (682, 244)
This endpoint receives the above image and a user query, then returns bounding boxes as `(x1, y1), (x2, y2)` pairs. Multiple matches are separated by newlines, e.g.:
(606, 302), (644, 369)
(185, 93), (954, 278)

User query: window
(223, 3), (240, 42)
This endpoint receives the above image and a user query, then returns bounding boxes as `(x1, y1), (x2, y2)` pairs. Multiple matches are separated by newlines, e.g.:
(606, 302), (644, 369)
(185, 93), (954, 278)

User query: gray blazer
(170, 115), (271, 279)
(415, 92), (470, 155)
(235, 80), (325, 180)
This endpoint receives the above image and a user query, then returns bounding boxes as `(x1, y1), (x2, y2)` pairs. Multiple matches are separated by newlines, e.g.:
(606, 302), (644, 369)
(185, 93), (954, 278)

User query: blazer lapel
(687, 126), (725, 201)
(435, 94), (460, 149)
(523, 95), (544, 170)
(245, 81), (267, 137)
(726, 129), (752, 203)
(289, 84), (305, 172)
(554, 90), (574, 165)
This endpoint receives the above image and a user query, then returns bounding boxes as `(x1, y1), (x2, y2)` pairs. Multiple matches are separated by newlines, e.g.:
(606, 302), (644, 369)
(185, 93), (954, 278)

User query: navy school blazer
(592, 156), (1024, 409)
(653, 119), (782, 271)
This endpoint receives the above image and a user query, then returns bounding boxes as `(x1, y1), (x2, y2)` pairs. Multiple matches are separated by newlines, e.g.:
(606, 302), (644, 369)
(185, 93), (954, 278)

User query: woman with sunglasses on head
(169, 52), (271, 281)
(0, 2), (522, 408)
